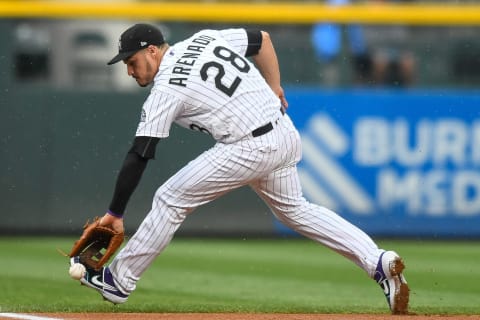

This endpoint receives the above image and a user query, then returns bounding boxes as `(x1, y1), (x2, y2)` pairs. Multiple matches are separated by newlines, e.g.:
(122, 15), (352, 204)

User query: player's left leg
(108, 132), (290, 295)
(108, 142), (246, 294)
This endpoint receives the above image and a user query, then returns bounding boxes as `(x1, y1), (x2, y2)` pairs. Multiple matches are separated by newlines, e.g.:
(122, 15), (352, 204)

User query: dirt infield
(20, 313), (480, 320)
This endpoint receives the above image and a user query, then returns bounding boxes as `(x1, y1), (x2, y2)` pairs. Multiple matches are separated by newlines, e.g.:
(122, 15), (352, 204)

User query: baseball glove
(68, 217), (124, 271)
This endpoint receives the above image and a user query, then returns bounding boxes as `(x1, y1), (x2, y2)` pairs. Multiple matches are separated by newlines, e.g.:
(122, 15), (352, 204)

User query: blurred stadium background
(1, 0), (480, 239)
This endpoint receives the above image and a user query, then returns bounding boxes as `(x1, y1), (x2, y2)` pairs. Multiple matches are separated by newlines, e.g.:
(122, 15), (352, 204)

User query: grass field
(0, 237), (479, 315)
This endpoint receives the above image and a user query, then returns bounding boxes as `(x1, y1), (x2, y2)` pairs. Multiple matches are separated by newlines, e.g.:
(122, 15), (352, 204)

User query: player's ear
(147, 45), (158, 56)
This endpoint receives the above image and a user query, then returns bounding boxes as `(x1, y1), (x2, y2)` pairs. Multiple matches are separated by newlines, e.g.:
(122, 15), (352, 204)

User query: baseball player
(71, 23), (410, 314)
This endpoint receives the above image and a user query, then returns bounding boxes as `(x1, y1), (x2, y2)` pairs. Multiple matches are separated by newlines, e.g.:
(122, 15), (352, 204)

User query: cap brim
(107, 50), (139, 65)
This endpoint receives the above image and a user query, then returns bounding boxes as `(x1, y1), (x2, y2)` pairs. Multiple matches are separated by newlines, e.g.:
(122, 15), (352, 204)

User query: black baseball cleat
(374, 251), (410, 314)
(70, 256), (129, 304)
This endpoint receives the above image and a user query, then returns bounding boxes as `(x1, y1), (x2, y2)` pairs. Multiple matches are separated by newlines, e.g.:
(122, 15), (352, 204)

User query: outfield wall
(2, 1), (480, 25)
(1, 88), (480, 238)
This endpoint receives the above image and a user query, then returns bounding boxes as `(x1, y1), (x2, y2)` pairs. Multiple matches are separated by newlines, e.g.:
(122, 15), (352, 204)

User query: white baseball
(69, 263), (86, 280)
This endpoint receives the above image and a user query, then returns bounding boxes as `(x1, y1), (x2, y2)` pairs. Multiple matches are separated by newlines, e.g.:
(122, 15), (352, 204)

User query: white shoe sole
(385, 252), (410, 314)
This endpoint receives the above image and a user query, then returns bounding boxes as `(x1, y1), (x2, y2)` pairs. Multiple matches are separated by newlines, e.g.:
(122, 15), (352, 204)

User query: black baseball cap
(107, 23), (165, 65)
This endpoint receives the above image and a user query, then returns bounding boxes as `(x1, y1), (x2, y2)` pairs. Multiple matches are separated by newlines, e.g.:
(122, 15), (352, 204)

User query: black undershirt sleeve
(108, 152), (148, 215)
(245, 29), (262, 57)
(108, 136), (160, 215)
(128, 136), (160, 159)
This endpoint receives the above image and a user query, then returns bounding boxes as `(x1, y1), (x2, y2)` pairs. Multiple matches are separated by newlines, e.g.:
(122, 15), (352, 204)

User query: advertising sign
(283, 89), (480, 237)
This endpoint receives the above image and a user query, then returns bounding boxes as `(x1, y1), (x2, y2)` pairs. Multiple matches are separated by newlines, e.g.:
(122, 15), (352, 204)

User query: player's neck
(157, 44), (170, 66)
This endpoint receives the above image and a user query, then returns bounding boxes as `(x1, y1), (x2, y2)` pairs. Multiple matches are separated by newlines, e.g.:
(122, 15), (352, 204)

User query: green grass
(0, 237), (479, 314)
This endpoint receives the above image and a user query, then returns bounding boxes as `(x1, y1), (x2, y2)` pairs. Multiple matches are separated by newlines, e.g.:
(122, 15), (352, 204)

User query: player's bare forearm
(252, 31), (288, 109)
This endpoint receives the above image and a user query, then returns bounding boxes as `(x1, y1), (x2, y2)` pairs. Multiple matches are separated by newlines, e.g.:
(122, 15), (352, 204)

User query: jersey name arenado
(135, 29), (282, 143)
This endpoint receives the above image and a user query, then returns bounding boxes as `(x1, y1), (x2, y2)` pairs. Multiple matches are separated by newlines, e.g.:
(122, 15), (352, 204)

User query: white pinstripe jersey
(135, 28), (282, 143)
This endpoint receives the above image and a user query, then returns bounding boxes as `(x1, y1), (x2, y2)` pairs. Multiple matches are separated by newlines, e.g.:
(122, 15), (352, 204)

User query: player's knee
(153, 187), (196, 219)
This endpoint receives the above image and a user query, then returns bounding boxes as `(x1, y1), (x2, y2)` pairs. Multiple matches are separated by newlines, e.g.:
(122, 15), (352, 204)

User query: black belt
(251, 107), (285, 137)
(252, 122), (274, 137)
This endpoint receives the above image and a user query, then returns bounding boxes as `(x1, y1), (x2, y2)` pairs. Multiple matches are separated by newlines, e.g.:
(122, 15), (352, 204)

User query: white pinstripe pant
(110, 115), (382, 294)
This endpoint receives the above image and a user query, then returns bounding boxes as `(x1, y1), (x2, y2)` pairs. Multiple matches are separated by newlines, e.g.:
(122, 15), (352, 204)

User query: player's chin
(136, 79), (149, 87)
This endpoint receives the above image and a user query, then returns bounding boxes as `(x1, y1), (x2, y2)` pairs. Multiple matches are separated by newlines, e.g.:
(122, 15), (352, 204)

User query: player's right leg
(374, 251), (409, 314)
(252, 170), (410, 314)
(251, 166), (383, 275)
(249, 119), (409, 313)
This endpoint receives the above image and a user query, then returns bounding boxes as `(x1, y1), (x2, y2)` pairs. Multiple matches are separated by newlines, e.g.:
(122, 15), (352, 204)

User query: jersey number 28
(200, 46), (250, 97)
